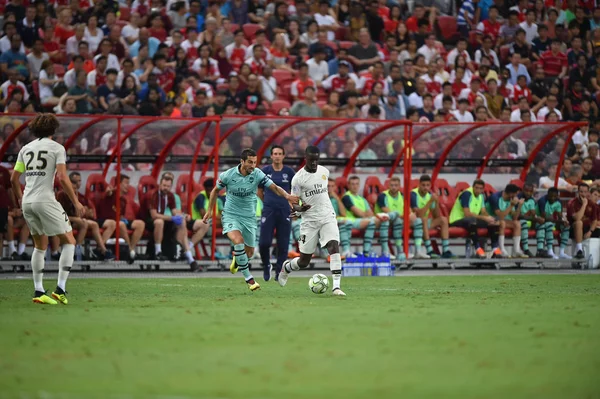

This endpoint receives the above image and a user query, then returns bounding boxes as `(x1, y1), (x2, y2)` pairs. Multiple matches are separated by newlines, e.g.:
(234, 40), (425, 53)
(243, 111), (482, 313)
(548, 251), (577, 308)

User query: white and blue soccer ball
(308, 273), (329, 294)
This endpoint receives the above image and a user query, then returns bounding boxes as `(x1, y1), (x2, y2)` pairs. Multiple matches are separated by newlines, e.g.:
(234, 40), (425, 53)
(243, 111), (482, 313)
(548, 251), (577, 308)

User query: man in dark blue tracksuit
(260, 145), (295, 281)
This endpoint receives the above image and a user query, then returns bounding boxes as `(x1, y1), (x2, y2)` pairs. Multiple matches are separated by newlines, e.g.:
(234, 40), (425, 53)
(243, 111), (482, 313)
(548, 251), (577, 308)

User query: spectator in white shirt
(434, 82), (456, 110)
(314, 1), (338, 41)
(452, 99), (475, 122)
(510, 96), (537, 122)
(121, 13), (141, 45)
(446, 38), (471, 69)
(519, 9), (538, 44)
(260, 65), (278, 102)
(84, 15), (104, 53)
(407, 78), (426, 108)
(307, 46), (329, 85)
(539, 164), (572, 190)
(537, 95), (563, 120)
(417, 34), (439, 65)
(0, 22), (25, 54)
(66, 24), (86, 57)
(94, 39), (120, 71)
(26, 38), (49, 80)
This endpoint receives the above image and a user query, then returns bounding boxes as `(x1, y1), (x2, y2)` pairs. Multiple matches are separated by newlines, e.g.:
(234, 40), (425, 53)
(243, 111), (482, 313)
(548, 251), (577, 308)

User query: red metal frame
(475, 124), (528, 178)
(150, 119), (216, 180)
(402, 124), (412, 257)
(387, 123), (445, 179)
(185, 122), (214, 214)
(115, 117), (122, 260)
(554, 127), (580, 187)
(211, 120), (221, 259)
(519, 124), (584, 181)
(342, 121), (412, 177)
(430, 124), (495, 184)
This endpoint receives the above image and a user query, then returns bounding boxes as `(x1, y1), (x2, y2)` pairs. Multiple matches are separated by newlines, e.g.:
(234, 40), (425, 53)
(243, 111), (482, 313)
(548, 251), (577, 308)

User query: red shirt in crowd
(57, 191), (94, 217)
(291, 78), (316, 99)
(479, 20), (502, 43)
(54, 25), (75, 46)
(226, 45), (247, 72)
(142, 190), (176, 219)
(452, 81), (467, 97)
(540, 50), (568, 77)
(513, 85), (532, 103)
(155, 67), (176, 92)
(96, 191), (128, 221)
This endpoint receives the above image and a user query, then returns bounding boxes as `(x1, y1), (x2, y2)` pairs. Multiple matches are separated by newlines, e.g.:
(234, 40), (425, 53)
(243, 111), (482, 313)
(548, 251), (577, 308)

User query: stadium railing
(0, 115), (585, 266)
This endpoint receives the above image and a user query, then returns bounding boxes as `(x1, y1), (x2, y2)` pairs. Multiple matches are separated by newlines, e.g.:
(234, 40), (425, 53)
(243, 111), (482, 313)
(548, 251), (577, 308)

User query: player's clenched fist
(286, 194), (300, 204)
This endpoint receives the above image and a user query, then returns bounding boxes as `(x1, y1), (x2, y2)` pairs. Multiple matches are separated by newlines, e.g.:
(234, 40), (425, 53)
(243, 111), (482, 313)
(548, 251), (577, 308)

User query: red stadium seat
(278, 82), (293, 101)
(176, 174), (201, 211)
(468, 30), (478, 46)
(433, 179), (456, 208)
(363, 176), (384, 199)
(366, 193), (378, 207)
(335, 176), (347, 196)
(119, 7), (130, 20)
(484, 183), (496, 198)
(509, 179), (524, 189)
(229, 23), (240, 33)
(242, 23), (262, 40)
(335, 26), (350, 41)
(316, 100), (327, 108)
(437, 16), (459, 43)
(499, 46), (511, 64)
(270, 99), (291, 114)
(216, 83), (229, 91)
(138, 175), (158, 201)
(454, 181), (470, 193)
(325, 41), (338, 52)
(338, 41), (354, 50)
(85, 174), (108, 208)
(272, 69), (294, 84)
(53, 64), (65, 78)
(410, 179), (419, 190)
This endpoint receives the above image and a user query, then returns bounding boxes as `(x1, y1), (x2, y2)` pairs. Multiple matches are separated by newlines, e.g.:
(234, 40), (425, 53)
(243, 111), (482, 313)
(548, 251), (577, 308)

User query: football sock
(468, 223), (480, 249)
(560, 228), (570, 250)
(498, 235), (505, 252)
(340, 222), (351, 254)
(58, 244), (74, 291)
(18, 243), (25, 255)
(330, 253), (341, 290)
(379, 220), (389, 252)
(545, 223), (555, 250)
(442, 239), (450, 253)
(513, 236), (521, 253)
(413, 218), (423, 249)
(31, 248), (45, 292)
(184, 250), (194, 263)
(363, 218), (376, 254)
(392, 218), (403, 255)
(520, 220), (529, 250)
(233, 244), (252, 280)
(8, 241), (15, 254)
(424, 240), (433, 254)
(75, 244), (82, 261)
(536, 222), (546, 250)
(284, 257), (300, 273)
(576, 243), (583, 252)
(155, 244), (162, 254)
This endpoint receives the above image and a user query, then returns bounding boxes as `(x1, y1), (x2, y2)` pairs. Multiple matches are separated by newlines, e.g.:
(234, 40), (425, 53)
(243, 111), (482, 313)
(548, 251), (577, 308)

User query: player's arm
(461, 192), (492, 221)
(511, 198), (524, 220)
(342, 195), (368, 218)
(573, 198), (587, 222)
(378, 193), (391, 213)
(203, 186), (221, 223)
(267, 181), (299, 203)
(10, 165), (23, 207)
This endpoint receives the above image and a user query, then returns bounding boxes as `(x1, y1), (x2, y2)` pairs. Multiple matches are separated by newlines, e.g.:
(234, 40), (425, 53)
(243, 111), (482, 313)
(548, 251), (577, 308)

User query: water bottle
(465, 241), (472, 258)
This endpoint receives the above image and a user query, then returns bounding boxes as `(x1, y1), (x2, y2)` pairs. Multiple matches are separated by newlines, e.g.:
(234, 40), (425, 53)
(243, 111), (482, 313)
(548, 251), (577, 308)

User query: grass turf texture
(0, 275), (599, 399)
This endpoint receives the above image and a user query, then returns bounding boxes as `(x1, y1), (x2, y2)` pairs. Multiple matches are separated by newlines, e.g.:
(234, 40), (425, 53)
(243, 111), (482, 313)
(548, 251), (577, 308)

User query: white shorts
(22, 201), (72, 236)
(299, 218), (340, 255)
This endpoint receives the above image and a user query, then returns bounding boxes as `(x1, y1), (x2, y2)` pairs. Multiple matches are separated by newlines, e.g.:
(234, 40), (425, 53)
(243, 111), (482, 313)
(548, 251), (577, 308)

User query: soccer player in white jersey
(279, 146), (346, 296)
(10, 114), (84, 305)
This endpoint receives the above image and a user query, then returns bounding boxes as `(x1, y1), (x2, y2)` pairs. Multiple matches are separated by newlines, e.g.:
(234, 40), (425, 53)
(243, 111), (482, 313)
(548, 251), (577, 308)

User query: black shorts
(0, 208), (8, 234)
(186, 219), (197, 231)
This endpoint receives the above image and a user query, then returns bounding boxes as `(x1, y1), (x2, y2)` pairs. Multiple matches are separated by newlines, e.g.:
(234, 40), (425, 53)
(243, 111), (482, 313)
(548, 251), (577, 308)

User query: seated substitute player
(327, 178), (350, 259)
(536, 187), (571, 259)
(516, 183), (540, 258)
(202, 148), (299, 291)
(410, 174), (455, 259)
(374, 176), (424, 260)
(279, 146), (346, 296)
(342, 175), (390, 257)
(567, 182), (596, 260)
(7, 207), (31, 260)
(10, 114), (84, 305)
(449, 179), (500, 259)
(53, 171), (114, 261)
(96, 175), (145, 264)
(486, 184), (528, 258)
(191, 177), (221, 257)
(144, 174), (199, 270)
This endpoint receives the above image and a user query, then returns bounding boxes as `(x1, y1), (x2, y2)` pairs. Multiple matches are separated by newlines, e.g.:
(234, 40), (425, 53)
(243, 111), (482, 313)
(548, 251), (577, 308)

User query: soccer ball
(308, 274), (329, 294)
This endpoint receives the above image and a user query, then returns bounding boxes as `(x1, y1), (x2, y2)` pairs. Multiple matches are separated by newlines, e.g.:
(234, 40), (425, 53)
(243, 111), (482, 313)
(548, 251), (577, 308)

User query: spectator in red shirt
(291, 62), (316, 101)
(96, 175), (145, 264)
(540, 39), (568, 79)
(54, 8), (75, 46)
(53, 172), (114, 261)
(567, 182), (597, 259)
(143, 174), (198, 270)
(405, 4), (434, 33)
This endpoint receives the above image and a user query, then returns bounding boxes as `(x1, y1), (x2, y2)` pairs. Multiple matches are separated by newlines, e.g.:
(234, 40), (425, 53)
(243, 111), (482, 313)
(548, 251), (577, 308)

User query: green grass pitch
(0, 274), (599, 399)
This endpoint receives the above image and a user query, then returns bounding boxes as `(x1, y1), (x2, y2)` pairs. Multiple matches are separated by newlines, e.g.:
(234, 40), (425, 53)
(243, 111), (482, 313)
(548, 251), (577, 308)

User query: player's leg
(432, 215), (454, 258)
(377, 216), (390, 257)
(129, 220), (145, 261)
(338, 219), (352, 257)
(6, 213), (16, 257)
(288, 218), (301, 257)
(70, 217), (88, 261)
(571, 220), (585, 258)
(412, 216), (429, 259)
(258, 208), (276, 281)
(487, 219), (502, 258)
(543, 222), (556, 258)
(322, 219), (344, 296)
(274, 211), (292, 279)
(451, 217), (485, 258)
(16, 218), (31, 260)
(153, 218), (168, 260)
(190, 220), (209, 246)
(21, 204), (54, 303)
(0, 207), (6, 259)
(280, 221), (316, 287)
(175, 221), (198, 270)
(535, 222), (548, 257)
(87, 220), (114, 260)
(357, 217), (376, 256)
(507, 220), (526, 258)
(520, 220), (534, 257)
(558, 224), (571, 259)
(101, 219), (117, 244)
(420, 217), (437, 258)
(389, 213), (404, 259)
(227, 226), (259, 289)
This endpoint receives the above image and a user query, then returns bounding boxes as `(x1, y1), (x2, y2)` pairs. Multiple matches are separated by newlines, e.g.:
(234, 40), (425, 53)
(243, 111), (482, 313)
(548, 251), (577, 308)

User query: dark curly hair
(29, 113), (59, 138)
